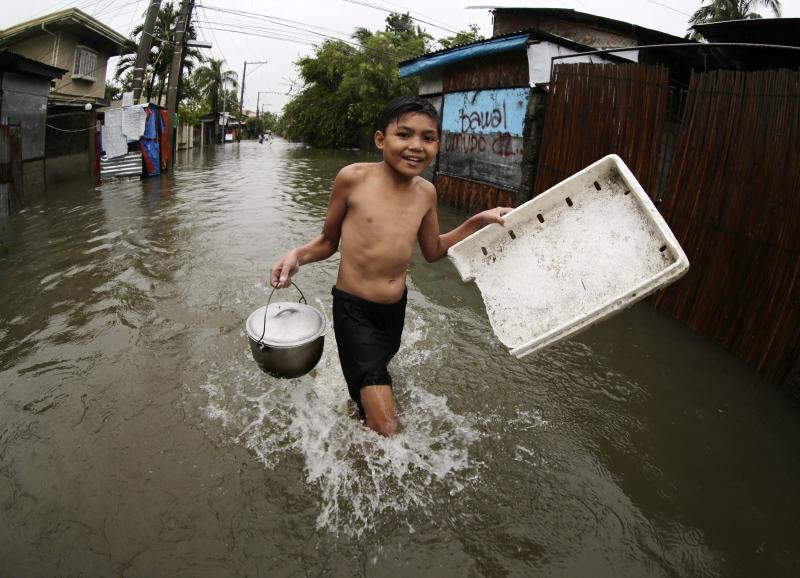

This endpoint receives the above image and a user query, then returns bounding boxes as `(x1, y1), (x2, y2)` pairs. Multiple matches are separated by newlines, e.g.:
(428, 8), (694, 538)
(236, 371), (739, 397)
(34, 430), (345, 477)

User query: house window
(72, 46), (98, 81)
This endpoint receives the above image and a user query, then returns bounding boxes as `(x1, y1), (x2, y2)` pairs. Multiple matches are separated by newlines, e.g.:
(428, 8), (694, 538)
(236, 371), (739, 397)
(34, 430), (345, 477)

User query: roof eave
(0, 7), (127, 51)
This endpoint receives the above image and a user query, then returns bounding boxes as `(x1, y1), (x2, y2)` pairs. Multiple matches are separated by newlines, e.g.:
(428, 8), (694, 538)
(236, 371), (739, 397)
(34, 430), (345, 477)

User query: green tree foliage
(104, 81), (122, 103)
(438, 24), (484, 50)
(115, 1), (204, 104)
(246, 111), (280, 138)
(193, 59), (239, 114)
(689, 0), (781, 27)
(178, 75), (209, 126)
(280, 13), (431, 148)
(221, 88), (240, 116)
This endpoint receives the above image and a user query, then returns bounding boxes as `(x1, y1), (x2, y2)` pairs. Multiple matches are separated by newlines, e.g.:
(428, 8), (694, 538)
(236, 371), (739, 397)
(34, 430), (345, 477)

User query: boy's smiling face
(375, 112), (440, 178)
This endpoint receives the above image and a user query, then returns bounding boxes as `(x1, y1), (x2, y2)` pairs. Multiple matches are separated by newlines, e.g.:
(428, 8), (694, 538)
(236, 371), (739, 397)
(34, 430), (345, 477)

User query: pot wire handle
(259, 282), (306, 345)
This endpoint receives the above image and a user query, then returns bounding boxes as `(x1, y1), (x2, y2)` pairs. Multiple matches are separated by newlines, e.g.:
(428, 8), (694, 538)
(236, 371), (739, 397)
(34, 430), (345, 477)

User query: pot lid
(245, 302), (326, 347)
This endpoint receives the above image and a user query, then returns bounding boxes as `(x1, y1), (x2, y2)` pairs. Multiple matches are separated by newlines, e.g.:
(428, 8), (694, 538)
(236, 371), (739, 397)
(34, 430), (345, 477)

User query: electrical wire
(199, 5), (358, 45)
(193, 19), (343, 46)
(362, 0), (455, 30)
(640, 0), (691, 17)
(200, 26), (317, 47)
(341, 0), (458, 34)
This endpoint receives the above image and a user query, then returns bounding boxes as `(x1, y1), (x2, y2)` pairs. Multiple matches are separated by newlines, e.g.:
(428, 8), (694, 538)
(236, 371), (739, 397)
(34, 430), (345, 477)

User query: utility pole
(165, 0), (194, 168)
(255, 91), (270, 122)
(238, 60), (267, 141)
(131, 0), (161, 104)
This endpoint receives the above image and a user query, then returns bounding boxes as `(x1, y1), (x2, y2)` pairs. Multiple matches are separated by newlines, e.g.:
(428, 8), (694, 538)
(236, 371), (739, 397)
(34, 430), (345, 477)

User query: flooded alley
(1, 140), (799, 577)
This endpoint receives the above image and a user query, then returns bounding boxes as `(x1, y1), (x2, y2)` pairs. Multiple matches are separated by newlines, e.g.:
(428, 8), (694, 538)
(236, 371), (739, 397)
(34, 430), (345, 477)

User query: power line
(341, 0), (459, 34)
(199, 5), (357, 45)
(198, 26), (317, 47)
(194, 6), (434, 63)
(197, 2), (229, 64)
(640, 0), (691, 18)
(194, 18), (347, 45)
(364, 0), (455, 30)
(199, 2), (357, 40)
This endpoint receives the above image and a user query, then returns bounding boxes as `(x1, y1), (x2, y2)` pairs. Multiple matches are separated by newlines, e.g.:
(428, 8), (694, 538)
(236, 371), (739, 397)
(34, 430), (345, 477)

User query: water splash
(200, 309), (481, 537)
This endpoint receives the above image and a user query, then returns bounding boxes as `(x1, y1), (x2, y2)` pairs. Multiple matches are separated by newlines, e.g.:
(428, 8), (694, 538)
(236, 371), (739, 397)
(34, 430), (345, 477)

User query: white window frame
(72, 45), (98, 81)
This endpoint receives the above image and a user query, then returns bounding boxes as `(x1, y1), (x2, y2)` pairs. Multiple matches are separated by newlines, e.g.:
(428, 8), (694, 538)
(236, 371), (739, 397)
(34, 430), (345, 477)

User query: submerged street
(1, 140), (799, 576)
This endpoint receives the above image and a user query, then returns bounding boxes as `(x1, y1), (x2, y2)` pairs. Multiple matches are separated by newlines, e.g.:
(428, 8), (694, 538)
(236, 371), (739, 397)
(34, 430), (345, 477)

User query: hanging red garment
(159, 109), (170, 170)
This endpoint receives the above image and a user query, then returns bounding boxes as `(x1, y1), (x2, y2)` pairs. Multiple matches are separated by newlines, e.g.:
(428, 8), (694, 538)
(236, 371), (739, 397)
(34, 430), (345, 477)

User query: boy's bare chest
(347, 189), (428, 238)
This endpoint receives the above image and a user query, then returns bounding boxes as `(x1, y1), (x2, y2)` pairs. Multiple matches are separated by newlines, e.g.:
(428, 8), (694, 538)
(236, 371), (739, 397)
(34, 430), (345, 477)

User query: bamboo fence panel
(655, 69), (800, 385)
(534, 63), (670, 196)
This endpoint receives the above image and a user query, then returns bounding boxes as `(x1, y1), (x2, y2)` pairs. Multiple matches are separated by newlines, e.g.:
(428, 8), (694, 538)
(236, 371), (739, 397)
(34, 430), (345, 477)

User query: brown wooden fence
(534, 63), (670, 196)
(0, 125), (23, 215)
(655, 69), (800, 387)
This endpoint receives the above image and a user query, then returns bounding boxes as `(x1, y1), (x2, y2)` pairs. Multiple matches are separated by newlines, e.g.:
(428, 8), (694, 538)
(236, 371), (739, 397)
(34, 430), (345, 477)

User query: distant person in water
(270, 96), (511, 436)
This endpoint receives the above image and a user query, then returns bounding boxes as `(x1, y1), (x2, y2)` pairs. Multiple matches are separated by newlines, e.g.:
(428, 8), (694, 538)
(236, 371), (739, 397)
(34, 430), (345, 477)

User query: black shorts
(331, 285), (407, 417)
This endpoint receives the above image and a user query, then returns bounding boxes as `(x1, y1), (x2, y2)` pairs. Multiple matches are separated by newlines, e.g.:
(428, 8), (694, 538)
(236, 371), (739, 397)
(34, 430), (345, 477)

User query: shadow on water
(1, 139), (798, 577)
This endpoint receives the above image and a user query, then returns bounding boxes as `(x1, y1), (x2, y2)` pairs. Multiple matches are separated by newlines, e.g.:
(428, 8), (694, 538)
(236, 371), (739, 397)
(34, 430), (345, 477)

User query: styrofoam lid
(245, 302), (326, 347)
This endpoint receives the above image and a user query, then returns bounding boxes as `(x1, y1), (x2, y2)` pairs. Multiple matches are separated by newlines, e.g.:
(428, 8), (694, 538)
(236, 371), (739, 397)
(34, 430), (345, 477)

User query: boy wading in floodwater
(270, 96), (511, 436)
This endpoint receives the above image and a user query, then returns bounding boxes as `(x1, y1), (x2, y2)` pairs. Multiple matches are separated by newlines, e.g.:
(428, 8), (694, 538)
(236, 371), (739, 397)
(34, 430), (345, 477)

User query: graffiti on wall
(439, 88), (529, 190)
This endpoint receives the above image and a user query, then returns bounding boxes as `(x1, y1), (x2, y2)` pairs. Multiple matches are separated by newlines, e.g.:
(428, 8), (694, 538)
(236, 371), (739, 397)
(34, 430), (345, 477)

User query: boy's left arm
(417, 185), (512, 262)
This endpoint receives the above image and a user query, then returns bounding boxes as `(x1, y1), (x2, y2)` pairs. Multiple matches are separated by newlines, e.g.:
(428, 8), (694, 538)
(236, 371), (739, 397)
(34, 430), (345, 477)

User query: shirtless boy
(270, 96), (511, 436)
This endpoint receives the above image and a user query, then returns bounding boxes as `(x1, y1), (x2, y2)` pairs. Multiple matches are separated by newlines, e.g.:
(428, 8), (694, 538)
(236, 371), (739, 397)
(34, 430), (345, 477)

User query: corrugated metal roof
(693, 18), (800, 47)
(399, 29), (533, 66)
(690, 18), (800, 69)
(400, 33), (529, 78)
(0, 50), (66, 78)
(469, 6), (689, 44)
(398, 28), (632, 78)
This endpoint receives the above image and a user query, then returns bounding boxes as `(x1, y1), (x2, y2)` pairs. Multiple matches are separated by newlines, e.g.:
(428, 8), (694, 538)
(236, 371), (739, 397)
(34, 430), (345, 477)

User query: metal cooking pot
(245, 283), (326, 378)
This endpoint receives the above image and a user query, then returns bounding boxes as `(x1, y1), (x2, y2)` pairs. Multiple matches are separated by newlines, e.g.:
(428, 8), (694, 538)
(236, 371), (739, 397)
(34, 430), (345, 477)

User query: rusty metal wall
(0, 72), (50, 161)
(442, 50), (529, 93)
(0, 124), (23, 215)
(655, 69), (800, 388)
(534, 63), (670, 196)
(434, 174), (516, 213)
(492, 12), (636, 48)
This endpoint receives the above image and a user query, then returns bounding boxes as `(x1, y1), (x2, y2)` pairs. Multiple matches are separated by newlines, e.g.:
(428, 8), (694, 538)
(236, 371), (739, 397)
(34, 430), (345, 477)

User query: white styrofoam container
(447, 154), (689, 358)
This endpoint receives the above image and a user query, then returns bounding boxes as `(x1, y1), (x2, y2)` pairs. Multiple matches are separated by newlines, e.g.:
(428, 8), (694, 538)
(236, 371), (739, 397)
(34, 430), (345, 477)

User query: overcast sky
(2, 0), (798, 113)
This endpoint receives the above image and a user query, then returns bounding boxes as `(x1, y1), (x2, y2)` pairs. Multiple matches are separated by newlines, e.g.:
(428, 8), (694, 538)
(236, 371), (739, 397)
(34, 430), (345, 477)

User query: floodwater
(1, 140), (799, 577)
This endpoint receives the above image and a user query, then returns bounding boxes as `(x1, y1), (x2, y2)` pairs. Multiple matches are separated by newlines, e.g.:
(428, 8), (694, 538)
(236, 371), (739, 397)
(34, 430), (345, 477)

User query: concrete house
(0, 8), (127, 187)
(0, 7), (127, 107)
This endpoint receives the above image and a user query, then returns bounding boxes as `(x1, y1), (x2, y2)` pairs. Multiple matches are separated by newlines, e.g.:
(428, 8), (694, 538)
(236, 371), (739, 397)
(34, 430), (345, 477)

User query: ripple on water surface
(199, 307), (483, 538)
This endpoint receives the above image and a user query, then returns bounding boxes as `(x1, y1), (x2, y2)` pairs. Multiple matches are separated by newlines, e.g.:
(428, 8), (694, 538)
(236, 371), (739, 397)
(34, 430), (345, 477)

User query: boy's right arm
(269, 166), (353, 287)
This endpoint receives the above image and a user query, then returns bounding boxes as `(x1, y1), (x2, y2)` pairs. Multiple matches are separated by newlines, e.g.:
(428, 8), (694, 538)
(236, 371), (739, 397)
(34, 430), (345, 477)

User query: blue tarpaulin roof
(399, 34), (529, 78)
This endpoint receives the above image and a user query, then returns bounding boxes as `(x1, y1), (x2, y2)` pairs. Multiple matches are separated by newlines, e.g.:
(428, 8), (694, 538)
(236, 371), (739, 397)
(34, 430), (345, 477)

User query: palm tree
(689, 0), (782, 27)
(193, 59), (239, 114)
(116, 1), (204, 104)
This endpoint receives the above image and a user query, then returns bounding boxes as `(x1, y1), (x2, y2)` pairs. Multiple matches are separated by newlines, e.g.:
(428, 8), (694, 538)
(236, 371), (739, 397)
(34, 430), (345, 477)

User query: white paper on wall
(101, 125), (128, 159)
(122, 105), (146, 141)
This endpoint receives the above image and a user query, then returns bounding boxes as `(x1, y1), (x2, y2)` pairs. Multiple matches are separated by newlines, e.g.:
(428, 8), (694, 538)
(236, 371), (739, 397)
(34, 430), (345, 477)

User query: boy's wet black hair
(377, 96), (439, 133)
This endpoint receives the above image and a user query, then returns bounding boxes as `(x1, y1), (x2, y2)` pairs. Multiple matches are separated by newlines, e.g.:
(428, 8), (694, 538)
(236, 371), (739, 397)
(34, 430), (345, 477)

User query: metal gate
(0, 124), (23, 216)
